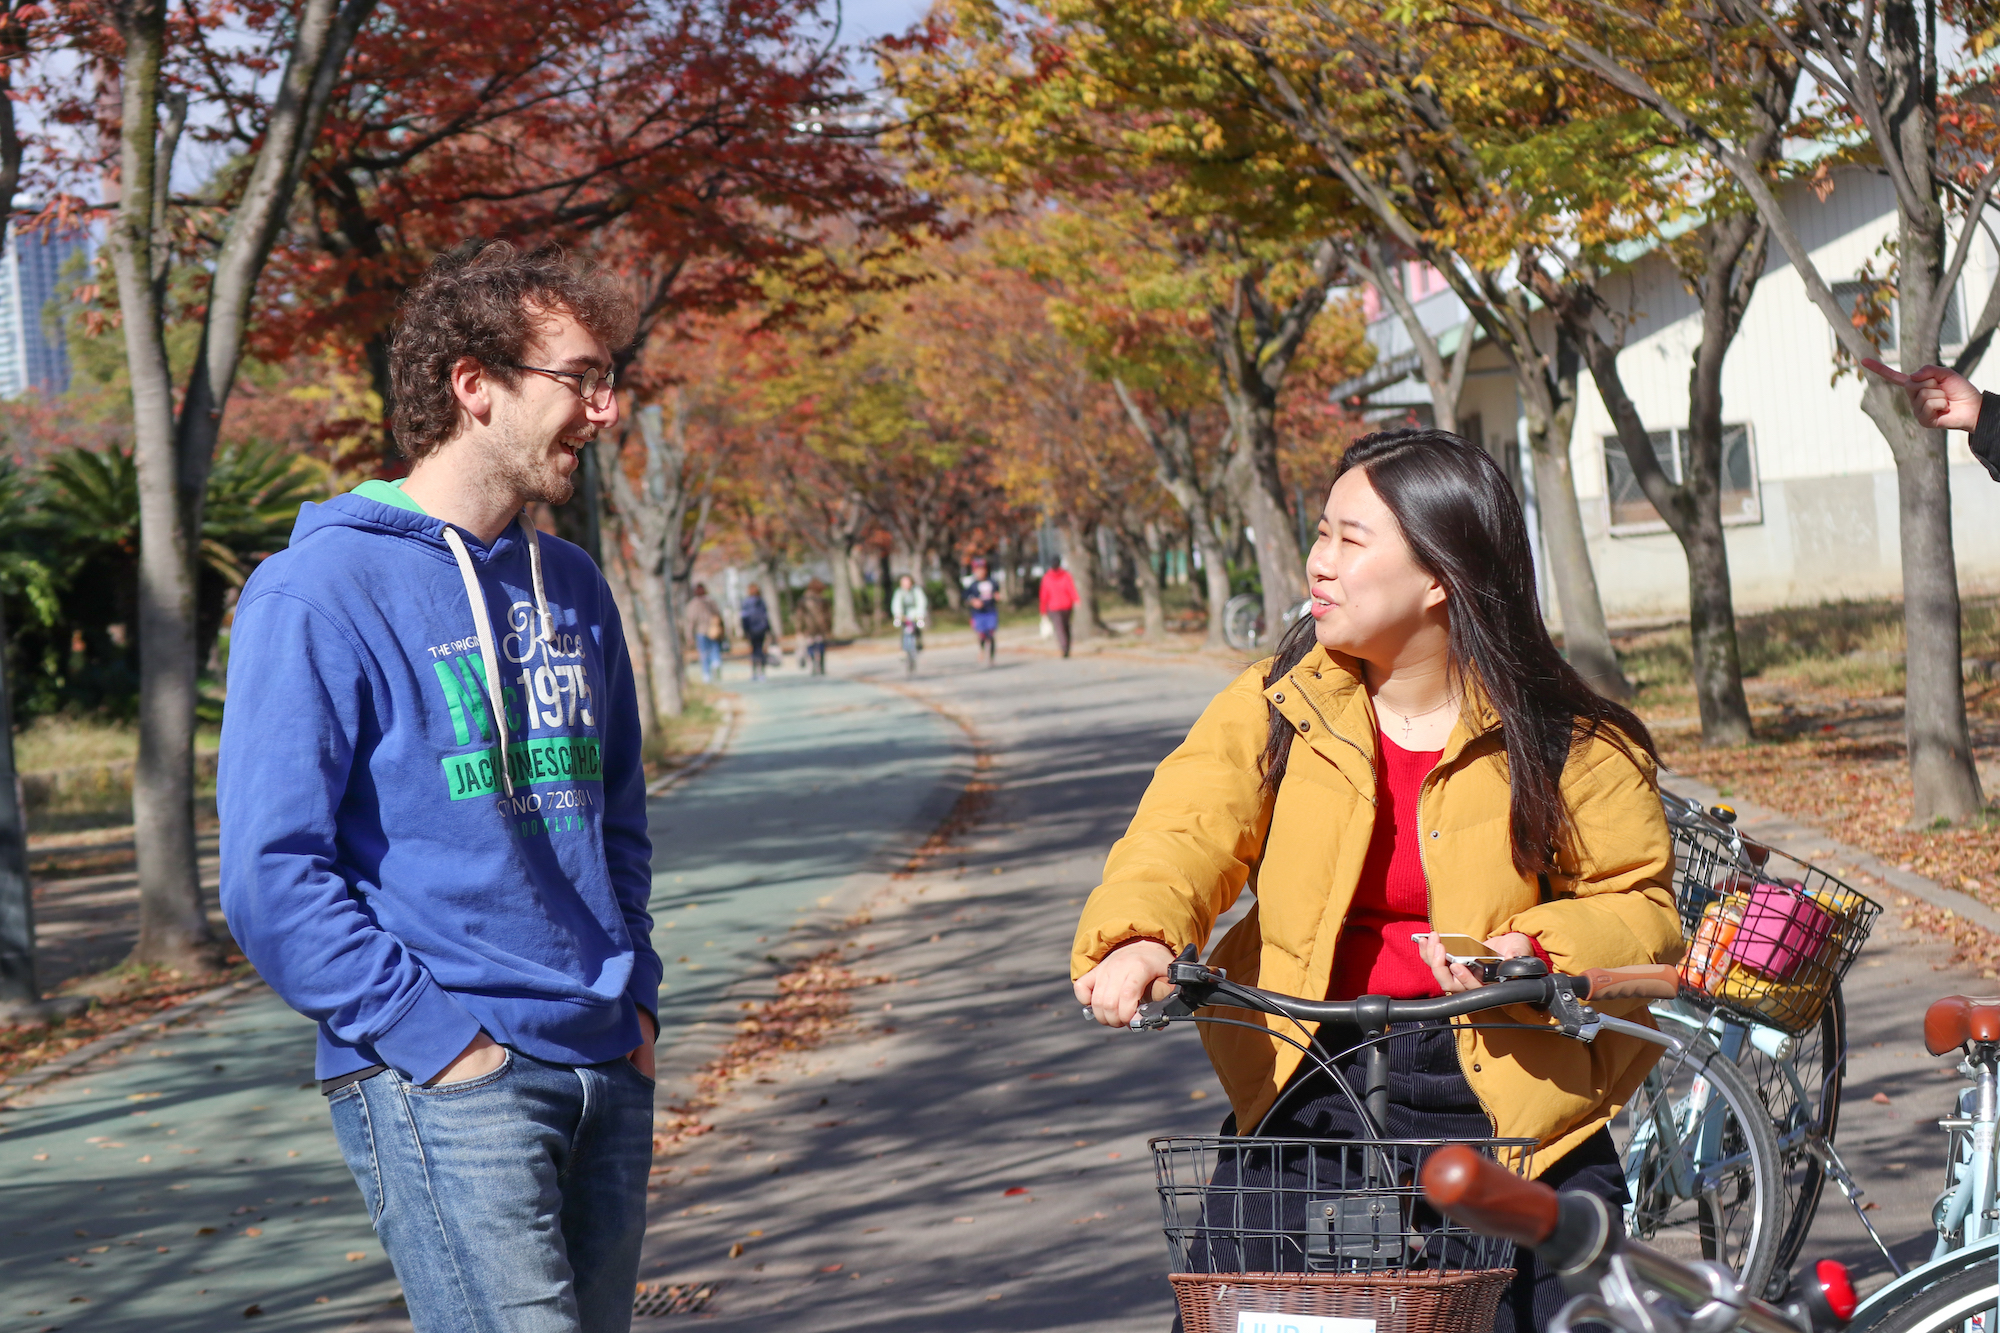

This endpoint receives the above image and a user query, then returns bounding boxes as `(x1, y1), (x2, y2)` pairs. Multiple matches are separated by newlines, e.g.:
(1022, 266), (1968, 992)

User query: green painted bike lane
(0, 668), (962, 1333)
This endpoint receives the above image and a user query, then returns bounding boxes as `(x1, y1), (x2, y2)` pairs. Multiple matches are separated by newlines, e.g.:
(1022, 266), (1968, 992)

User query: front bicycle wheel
(1652, 988), (1846, 1294)
(1866, 1264), (2000, 1332)
(1615, 1032), (1784, 1299)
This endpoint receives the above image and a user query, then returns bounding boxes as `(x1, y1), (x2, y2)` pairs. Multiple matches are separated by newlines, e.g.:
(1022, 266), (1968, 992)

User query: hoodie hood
(296, 493), (559, 796)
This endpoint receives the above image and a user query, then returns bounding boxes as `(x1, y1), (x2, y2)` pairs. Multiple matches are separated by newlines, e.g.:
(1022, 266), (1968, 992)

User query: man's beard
(489, 412), (577, 507)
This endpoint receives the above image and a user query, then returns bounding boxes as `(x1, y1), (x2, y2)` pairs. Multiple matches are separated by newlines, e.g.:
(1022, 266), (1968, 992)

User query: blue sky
(835, 0), (932, 43)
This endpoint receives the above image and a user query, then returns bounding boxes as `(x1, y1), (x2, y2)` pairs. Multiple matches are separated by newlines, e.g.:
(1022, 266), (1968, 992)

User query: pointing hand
(1862, 357), (1984, 431)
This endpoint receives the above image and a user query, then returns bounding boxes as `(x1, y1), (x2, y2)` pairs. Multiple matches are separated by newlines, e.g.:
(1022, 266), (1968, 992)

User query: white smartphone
(1412, 931), (1502, 965)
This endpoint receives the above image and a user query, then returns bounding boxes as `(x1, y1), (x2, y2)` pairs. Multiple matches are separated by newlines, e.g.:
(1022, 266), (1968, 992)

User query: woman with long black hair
(1072, 429), (1681, 1331)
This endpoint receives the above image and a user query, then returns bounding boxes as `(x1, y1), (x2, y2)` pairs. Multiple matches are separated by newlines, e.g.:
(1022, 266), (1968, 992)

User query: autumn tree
(1473, 0), (1997, 814)
(83, 0), (374, 973)
(888, 1), (1367, 633)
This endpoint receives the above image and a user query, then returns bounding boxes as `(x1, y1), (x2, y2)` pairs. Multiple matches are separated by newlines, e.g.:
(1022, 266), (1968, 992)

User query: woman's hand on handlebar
(1418, 931), (1537, 994)
(1075, 938), (1177, 1027)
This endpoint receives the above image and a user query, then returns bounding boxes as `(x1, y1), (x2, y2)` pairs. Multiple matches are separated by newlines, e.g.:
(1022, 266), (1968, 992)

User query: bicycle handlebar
(1421, 1146), (1850, 1333)
(1128, 946), (1681, 1035)
(1421, 1144), (1560, 1249)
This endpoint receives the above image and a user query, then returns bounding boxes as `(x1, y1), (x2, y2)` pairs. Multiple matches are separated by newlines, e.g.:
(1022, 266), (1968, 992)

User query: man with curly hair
(219, 240), (658, 1332)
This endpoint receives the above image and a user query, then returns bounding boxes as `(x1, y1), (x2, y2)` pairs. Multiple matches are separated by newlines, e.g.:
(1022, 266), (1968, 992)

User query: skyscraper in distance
(0, 220), (87, 400)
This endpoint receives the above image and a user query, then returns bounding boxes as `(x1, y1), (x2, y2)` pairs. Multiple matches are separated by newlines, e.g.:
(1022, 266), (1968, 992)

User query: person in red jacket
(1039, 555), (1079, 657)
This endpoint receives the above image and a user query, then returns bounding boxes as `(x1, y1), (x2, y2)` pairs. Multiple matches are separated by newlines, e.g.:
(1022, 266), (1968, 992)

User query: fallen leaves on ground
(651, 948), (891, 1154)
(1658, 728), (2000, 966)
(0, 961), (256, 1085)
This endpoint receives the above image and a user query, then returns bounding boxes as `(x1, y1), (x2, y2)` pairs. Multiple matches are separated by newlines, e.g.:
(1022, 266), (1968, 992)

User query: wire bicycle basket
(1669, 824), (1881, 1036)
(1153, 1134), (1533, 1333)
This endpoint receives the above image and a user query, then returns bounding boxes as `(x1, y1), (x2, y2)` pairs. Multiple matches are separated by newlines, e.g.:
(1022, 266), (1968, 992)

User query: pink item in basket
(1730, 880), (1834, 980)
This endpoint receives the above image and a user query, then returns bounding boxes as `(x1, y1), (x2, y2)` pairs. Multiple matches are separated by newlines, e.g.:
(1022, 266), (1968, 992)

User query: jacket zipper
(1414, 756), (1501, 1139)
(1292, 674), (1375, 802)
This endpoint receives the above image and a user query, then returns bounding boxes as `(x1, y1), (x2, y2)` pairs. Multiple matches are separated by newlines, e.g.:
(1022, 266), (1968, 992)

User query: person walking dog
(1039, 555), (1078, 657)
(218, 240), (659, 1333)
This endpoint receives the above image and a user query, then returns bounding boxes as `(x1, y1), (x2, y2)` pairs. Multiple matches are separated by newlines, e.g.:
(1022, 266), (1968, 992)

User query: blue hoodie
(218, 487), (658, 1085)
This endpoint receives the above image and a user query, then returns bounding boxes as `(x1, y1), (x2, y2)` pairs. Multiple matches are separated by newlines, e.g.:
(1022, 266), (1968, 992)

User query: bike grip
(1578, 964), (1682, 1001)
(1419, 1144), (1559, 1248)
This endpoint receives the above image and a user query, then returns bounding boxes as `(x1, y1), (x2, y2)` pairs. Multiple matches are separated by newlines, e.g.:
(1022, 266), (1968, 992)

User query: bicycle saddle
(1924, 994), (2000, 1054)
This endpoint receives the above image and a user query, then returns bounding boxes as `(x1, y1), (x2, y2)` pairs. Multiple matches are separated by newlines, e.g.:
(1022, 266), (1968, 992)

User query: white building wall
(1562, 171), (2000, 620)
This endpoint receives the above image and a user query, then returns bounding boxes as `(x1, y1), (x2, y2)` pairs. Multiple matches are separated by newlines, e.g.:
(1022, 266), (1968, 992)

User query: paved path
(635, 637), (1240, 1332)
(0, 667), (962, 1333)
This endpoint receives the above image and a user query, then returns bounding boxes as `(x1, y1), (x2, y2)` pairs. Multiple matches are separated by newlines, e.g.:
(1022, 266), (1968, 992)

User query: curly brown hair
(388, 240), (638, 461)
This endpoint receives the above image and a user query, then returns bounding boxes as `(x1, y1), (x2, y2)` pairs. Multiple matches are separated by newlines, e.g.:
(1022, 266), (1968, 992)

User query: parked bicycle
(1221, 593), (1312, 653)
(1634, 787), (1887, 1295)
(1421, 984), (2000, 1331)
(1115, 944), (1757, 1330)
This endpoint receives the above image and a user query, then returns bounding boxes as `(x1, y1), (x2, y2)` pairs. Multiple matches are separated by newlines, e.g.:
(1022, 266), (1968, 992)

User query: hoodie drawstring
(440, 515), (556, 798)
(442, 526), (516, 797)
(520, 515), (554, 646)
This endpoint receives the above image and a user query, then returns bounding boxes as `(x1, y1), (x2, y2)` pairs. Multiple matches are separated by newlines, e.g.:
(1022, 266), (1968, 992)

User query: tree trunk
(112, 1), (214, 972)
(1058, 522), (1101, 641)
(1577, 287), (1754, 744)
(602, 405), (694, 724)
(1227, 446), (1306, 631)
(1127, 529), (1167, 642)
(829, 546), (860, 637)
(1110, 381), (1233, 648)
(1518, 326), (1628, 699)
(116, 0), (371, 973)
(599, 515), (654, 748)
(0, 589), (34, 1005)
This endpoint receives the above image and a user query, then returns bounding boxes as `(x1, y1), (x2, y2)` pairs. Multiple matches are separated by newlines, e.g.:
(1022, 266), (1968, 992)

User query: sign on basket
(1234, 1315), (1376, 1333)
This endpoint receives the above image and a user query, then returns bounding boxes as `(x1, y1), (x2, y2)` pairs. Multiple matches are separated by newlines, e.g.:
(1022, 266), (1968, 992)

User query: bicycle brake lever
(1131, 990), (1199, 1030)
(1547, 980), (1596, 1039)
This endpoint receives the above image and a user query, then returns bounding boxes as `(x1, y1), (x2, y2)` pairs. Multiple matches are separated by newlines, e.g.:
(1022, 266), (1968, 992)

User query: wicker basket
(1169, 1269), (1516, 1333)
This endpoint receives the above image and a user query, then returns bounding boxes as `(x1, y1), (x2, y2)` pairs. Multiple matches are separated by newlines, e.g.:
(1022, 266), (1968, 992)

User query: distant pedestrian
(796, 578), (831, 675)
(741, 583), (772, 680)
(686, 582), (725, 683)
(1039, 555), (1078, 658)
(966, 557), (1000, 666)
(890, 573), (928, 675)
(217, 240), (658, 1333)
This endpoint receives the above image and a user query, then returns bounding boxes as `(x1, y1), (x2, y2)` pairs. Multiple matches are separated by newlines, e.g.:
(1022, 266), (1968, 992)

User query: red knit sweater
(1329, 733), (1445, 1001)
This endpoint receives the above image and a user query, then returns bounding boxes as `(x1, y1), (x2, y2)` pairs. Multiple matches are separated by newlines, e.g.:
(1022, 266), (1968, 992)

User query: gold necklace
(1379, 692), (1459, 747)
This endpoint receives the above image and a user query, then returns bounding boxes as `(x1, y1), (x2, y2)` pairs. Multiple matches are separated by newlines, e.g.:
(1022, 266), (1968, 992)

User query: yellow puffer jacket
(1071, 646), (1683, 1175)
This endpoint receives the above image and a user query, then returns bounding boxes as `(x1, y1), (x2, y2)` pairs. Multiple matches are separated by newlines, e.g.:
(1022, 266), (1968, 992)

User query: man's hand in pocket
(426, 1032), (505, 1087)
(628, 1010), (657, 1080)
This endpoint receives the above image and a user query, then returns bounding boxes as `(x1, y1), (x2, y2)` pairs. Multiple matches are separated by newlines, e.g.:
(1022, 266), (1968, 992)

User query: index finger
(1860, 356), (1912, 386)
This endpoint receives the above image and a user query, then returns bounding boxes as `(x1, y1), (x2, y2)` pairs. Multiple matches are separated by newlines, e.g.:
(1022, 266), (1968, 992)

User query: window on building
(1831, 279), (1962, 352)
(1602, 425), (1761, 532)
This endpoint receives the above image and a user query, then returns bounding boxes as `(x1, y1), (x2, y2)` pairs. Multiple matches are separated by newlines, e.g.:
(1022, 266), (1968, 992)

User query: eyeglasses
(504, 362), (616, 407)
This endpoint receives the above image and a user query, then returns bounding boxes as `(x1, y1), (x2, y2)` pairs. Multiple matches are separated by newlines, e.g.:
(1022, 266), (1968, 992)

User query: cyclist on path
(1039, 555), (1078, 658)
(966, 556), (1000, 666)
(740, 583), (772, 680)
(795, 577), (831, 675)
(217, 241), (658, 1333)
(1072, 429), (1680, 1333)
(890, 573), (928, 676)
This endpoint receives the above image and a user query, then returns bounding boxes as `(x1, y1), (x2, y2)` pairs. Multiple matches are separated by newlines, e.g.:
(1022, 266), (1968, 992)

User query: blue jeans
(695, 635), (722, 682)
(328, 1049), (653, 1333)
